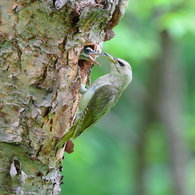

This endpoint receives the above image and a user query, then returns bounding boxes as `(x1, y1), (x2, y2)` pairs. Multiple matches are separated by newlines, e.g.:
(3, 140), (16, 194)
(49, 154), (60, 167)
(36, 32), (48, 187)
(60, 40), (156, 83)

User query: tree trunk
(135, 30), (187, 195)
(0, 0), (128, 194)
(157, 30), (187, 195)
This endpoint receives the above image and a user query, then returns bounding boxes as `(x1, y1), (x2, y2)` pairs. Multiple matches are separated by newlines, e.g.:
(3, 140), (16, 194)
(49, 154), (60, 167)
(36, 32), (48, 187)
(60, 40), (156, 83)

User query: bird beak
(88, 51), (103, 66)
(104, 53), (117, 63)
(88, 52), (103, 66)
(89, 58), (101, 66)
(89, 51), (103, 56)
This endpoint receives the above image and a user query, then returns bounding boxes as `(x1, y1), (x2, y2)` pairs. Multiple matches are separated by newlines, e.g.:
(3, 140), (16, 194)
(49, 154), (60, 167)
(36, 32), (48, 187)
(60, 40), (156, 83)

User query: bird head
(104, 52), (132, 88)
(82, 47), (102, 56)
(80, 47), (103, 66)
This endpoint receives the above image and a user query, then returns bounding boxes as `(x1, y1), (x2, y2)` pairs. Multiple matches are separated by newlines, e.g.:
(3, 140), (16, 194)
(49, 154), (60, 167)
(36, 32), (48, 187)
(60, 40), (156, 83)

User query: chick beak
(88, 51), (103, 66)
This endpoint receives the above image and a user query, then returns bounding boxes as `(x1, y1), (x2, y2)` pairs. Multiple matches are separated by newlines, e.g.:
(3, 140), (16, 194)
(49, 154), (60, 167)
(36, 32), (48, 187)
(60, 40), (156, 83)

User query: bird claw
(80, 84), (87, 94)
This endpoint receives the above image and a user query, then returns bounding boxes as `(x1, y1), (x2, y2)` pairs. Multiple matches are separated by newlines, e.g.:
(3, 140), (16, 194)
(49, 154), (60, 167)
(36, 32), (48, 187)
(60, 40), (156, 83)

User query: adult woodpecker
(55, 53), (132, 151)
(79, 47), (103, 66)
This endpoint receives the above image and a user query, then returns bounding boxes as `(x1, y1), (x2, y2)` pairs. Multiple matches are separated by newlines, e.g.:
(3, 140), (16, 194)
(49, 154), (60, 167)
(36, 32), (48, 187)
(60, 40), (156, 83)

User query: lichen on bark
(0, 0), (128, 194)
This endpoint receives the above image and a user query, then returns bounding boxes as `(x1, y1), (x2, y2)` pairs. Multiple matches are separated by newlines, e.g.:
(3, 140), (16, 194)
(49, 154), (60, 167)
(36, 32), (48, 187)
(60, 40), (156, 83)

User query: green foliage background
(61, 1), (195, 194)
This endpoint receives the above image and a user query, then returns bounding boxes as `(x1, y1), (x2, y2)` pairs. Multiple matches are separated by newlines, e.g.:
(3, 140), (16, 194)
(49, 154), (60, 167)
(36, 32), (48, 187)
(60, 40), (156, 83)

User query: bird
(79, 47), (103, 66)
(55, 52), (132, 151)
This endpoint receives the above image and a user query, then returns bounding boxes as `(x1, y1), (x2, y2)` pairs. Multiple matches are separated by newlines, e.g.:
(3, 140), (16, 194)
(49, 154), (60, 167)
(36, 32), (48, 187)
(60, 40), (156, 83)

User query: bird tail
(54, 125), (75, 152)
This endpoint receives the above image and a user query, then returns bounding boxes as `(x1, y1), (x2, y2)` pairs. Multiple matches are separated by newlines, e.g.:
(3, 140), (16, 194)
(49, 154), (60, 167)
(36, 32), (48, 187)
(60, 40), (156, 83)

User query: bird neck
(108, 72), (127, 90)
(79, 53), (87, 60)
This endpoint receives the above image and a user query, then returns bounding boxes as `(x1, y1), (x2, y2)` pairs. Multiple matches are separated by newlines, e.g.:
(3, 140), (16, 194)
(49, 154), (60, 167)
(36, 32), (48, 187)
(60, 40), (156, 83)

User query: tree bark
(0, 0), (128, 194)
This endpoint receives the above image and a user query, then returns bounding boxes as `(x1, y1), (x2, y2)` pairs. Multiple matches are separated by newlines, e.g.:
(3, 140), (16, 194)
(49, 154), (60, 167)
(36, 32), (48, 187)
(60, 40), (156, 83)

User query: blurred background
(61, 1), (195, 194)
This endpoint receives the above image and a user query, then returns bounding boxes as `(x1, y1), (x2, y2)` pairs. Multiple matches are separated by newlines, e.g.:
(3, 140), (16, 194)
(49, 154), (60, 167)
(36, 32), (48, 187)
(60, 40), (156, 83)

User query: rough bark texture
(0, 0), (128, 194)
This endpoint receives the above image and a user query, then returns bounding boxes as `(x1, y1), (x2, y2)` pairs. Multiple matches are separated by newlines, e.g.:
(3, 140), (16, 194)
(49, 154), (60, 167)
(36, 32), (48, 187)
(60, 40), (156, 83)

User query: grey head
(80, 47), (103, 66)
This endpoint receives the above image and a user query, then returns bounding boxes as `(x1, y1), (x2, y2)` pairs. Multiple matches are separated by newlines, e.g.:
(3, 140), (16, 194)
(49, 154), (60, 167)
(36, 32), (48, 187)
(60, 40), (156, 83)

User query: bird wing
(73, 84), (120, 138)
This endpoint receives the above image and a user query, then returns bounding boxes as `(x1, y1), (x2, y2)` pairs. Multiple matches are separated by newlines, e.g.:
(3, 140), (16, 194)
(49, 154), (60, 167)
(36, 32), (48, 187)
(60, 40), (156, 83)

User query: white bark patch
(10, 161), (18, 180)
(55, 0), (67, 10)
(20, 170), (27, 186)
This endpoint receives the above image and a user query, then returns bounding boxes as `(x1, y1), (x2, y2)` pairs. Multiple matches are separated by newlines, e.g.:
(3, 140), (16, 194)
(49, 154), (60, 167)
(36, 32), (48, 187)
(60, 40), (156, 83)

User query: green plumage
(55, 53), (132, 152)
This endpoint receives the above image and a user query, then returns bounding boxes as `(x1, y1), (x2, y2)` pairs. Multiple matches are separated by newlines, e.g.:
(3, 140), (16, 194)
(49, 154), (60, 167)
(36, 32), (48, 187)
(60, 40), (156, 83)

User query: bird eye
(118, 60), (125, 67)
(84, 47), (92, 54)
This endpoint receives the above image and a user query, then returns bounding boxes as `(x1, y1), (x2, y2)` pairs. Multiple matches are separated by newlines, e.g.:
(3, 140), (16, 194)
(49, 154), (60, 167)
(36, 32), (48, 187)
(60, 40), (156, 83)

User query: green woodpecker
(55, 53), (132, 151)
(79, 47), (103, 66)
